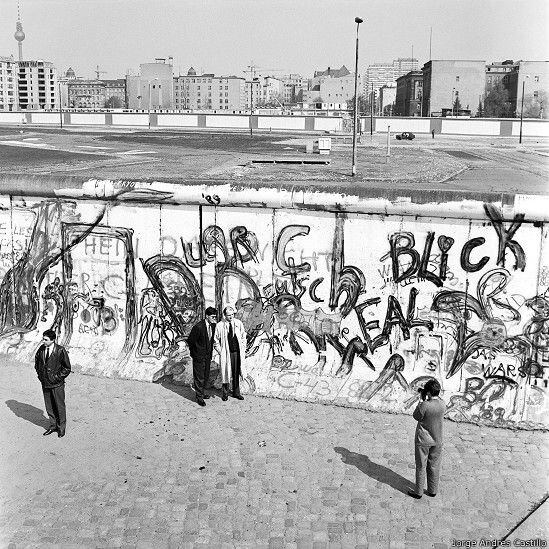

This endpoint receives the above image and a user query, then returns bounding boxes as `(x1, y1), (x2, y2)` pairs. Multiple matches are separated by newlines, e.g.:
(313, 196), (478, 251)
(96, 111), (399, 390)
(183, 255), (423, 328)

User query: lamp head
(355, 17), (363, 24)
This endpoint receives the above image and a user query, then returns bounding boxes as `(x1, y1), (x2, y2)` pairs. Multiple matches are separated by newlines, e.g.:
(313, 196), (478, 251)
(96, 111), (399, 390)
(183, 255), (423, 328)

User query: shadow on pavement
(334, 446), (412, 495)
(157, 379), (222, 404)
(6, 399), (49, 428)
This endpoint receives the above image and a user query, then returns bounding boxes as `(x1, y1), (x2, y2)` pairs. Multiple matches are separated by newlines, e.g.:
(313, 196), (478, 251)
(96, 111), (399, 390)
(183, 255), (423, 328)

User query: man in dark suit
(187, 307), (218, 407)
(35, 329), (71, 437)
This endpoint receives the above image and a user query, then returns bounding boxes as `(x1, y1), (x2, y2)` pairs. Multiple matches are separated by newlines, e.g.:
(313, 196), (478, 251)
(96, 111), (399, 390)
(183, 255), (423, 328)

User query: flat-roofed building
(503, 60), (549, 116)
(17, 59), (58, 110)
(422, 60), (486, 116)
(174, 67), (246, 110)
(0, 55), (18, 111)
(126, 58), (174, 109)
(395, 70), (423, 116)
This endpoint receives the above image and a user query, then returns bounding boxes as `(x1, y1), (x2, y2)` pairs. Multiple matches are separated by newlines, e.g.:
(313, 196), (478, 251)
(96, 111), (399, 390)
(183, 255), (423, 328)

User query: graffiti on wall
(0, 197), (547, 429)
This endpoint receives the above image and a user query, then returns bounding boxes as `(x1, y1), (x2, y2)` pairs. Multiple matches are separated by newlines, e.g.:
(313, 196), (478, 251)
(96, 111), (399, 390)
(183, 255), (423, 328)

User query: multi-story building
(104, 80), (126, 107)
(280, 73), (305, 104)
(421, 60), (486, 116)
(126, 58), (174, 109)
(0, 55), (18, 111)
(364, 58), (418, 113)
(245, 78), (261, 109)
(485, 60), (517, 91)
(260, 76), (283, 106)
(379, 83), (397, 115)
(174, 68), (246, 110)
(58, 67), (76, 108)
(17, 60), (58, 110)
(308, 65), (359, 108)
(67, 78), (126, 109)
(502, 60), (549, 116)
(395, 70), (423, 116)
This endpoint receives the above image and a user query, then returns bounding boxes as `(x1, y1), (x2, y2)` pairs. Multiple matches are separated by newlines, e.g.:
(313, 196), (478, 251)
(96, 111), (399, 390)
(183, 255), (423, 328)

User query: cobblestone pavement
(1, 360), (548, 549)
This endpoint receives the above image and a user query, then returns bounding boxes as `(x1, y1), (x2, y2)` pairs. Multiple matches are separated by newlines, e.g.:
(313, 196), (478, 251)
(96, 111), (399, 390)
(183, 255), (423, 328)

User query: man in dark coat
(187, 307), (218, 406)
(35, 329), (71, 437)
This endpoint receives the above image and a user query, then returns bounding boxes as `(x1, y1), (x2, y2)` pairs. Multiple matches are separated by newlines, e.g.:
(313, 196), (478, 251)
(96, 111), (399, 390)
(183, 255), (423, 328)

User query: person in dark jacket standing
(408, 379), (446, 499)
(187, 307), (218, 407)
(35, 329), (71, 437)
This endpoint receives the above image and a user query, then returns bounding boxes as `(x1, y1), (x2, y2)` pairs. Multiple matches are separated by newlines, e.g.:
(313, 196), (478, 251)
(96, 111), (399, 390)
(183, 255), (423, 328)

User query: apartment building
(0, 55), (18, 111)
(174, 67), (246, 110)
(17, 60), (58, 109)
(67, 78), (126, 108)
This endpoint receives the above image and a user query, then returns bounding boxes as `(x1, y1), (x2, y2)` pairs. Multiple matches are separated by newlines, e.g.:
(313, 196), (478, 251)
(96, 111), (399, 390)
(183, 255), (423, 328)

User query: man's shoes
(203, 394), (211, 399)
(407, 490), (422, 499)
(43, 427), (57, 436)
(57, 430), (65, 438)
(425, 491), (436, 497)
(222, 394), (228, 401)
(197, 398), (206, 407)
(233, 394), (244, 400)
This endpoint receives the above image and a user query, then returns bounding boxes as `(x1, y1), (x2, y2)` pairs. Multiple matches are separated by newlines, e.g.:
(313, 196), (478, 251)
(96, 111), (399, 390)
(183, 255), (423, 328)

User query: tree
(346, 94), (369, 117)
(452, 93), (462, 114)
(104, 96), (124, 109)
(522, 91), (548, 119)
(483, 82), (512, 118)
(476, 98), (484, 118)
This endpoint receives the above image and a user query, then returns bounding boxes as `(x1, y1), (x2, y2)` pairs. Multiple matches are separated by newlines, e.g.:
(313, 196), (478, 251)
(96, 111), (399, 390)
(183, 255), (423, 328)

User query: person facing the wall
(213, 305), (247, 402)
(187, 306), (218, 407)
(35, 329), (72, 438)
(408, 379), (446, 499)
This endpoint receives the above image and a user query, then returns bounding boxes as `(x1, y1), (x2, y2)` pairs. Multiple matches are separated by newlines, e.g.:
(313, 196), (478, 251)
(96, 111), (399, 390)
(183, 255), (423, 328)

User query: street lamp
(351, 16), (363, 177)
(58, 81), (63, 128)
(519, 75), (530, 144)
(451, 87), (455, 116)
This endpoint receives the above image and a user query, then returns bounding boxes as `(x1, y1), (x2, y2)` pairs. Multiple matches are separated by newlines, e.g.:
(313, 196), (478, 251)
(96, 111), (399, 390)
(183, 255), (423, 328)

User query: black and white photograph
(0, 0), (548, 547)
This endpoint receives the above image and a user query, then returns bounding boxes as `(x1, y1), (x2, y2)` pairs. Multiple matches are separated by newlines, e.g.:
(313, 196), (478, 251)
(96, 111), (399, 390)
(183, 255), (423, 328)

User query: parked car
(395, 132), (415, 140)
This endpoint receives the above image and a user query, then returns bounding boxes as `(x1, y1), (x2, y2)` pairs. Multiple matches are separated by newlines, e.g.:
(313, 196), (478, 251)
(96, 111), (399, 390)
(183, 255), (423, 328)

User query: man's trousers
(415, 444), (442, 495)
(192, 357), (211, 399)
(43, 385), (66, 432)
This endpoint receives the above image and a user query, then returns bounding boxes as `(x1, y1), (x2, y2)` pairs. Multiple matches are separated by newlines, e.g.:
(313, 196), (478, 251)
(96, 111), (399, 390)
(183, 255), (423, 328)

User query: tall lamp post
(58, 81), (63, 128)
(351, 16), (363, 177)
(519, 75), (529, 144)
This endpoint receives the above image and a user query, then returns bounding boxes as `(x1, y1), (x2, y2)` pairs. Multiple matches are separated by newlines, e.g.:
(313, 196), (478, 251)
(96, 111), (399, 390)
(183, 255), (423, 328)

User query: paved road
(1, 359), (548, 549)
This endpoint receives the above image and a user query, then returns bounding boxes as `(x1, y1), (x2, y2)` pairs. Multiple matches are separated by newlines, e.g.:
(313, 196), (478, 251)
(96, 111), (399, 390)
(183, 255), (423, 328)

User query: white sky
(0, 0), (548, 79)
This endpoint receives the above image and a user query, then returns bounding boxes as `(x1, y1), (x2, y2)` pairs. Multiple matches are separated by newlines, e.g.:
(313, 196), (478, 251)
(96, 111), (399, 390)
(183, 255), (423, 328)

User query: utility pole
(370, 82), (374, 136)
(351, 16), (363, 177)
(245, 64), (258, 137)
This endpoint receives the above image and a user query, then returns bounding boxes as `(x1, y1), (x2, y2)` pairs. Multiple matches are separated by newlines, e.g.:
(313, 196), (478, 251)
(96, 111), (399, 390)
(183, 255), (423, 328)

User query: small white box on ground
(316, 137), (332, 155)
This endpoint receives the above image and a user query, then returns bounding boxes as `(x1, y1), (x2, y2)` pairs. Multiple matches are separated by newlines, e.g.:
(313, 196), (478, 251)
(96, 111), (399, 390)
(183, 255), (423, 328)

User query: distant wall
(3, 110), (549, 136)
(0, 179), (547, 430)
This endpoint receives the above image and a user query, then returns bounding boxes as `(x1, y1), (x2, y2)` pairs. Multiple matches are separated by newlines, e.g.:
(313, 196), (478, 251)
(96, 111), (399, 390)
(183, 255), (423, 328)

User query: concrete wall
(0, 181), (547, 430)
(2, 110), (549, 136)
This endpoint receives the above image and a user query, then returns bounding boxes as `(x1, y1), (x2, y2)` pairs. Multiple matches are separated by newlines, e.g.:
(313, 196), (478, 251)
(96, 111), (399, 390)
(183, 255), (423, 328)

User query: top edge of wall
(0, 174), (547, 222)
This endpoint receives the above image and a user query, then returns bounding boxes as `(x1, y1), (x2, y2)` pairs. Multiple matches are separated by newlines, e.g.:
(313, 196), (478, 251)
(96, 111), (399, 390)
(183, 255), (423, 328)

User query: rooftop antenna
(94, 65), (107, 79)
(429, 27), (432, 60)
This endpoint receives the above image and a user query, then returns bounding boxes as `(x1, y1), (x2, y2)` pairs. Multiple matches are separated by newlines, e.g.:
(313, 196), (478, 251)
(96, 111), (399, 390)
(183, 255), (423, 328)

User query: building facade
(280, 73), (305, 104)
(260, 76), (283, 106)
(364, 58), (418, 113)
(0, 55), (18, 111)
(174, 68), (246, 110)
(422, 60), (486, 116)
(379, 83), (397, 115)
(67, 78), (126, 109)
(395, 70), (423, 116)
(17, 60), (58, 110)
(126, 58), (174, 110)
(485, 60), (517, 91)
(503, 60), (549, 117)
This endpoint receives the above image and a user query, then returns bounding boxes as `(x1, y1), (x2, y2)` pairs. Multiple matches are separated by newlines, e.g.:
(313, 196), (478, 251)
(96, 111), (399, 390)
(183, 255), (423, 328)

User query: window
(534, 76), (539, 82)
(456, 76), (460, 82)
(533, 91), (539, 98)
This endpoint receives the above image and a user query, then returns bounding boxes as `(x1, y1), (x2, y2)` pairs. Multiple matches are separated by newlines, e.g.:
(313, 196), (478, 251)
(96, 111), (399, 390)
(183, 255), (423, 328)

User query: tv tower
(14, 0), (25, 61)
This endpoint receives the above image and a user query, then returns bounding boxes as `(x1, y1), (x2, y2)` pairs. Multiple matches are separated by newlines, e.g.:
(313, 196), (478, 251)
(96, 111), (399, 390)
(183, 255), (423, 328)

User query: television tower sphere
(15, 21), (25, 42)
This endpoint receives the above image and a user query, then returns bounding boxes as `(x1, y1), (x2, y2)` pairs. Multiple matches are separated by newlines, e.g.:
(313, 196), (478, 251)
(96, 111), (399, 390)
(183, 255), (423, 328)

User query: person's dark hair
(43, 329), (57, 341)
(424, 379), (441, 397)
(205, 307), (218, 317)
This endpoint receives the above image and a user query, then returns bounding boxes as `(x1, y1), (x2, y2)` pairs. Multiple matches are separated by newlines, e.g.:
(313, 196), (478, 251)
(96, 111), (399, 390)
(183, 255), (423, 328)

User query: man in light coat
(213, 305), (247, 401)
